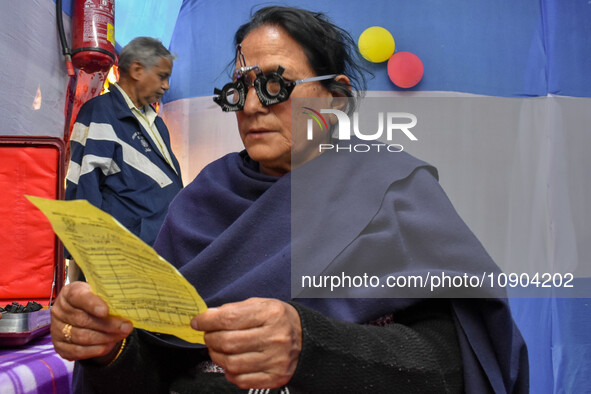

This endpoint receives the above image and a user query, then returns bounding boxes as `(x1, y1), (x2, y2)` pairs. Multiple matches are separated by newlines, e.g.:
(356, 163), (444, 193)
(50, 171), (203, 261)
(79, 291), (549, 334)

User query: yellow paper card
(27, 196), (207, 344)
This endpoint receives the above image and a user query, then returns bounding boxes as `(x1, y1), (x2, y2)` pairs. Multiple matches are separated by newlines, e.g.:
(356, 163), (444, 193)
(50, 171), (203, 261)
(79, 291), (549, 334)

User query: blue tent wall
(165, 0), (589, 101)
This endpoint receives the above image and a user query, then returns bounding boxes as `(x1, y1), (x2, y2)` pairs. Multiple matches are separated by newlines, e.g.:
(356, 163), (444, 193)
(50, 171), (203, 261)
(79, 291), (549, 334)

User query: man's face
(135, 57), (172, 107)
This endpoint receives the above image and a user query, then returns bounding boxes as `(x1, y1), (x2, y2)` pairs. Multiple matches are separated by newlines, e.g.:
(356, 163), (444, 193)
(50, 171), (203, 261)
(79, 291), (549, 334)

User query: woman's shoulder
(300, 145), (438, 188)
(185, 152), (243, 184)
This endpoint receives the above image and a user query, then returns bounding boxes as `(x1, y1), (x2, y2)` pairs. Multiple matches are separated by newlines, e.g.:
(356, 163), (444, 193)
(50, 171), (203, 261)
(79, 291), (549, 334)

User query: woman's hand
(50, 281), (133, 363)
(192, 298), (302, 389)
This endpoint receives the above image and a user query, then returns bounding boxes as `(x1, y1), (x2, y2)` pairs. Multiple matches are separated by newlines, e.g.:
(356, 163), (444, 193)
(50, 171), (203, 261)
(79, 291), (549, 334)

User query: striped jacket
(66, 87), (183, 246)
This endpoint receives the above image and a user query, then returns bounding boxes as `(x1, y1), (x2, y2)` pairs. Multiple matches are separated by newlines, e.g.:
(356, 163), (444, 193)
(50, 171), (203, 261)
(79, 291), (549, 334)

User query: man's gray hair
(118, 37), (175, 74)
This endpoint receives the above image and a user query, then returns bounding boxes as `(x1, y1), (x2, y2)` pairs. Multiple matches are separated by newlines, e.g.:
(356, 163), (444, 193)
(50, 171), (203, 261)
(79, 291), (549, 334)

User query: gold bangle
(106, 338), (127, 367)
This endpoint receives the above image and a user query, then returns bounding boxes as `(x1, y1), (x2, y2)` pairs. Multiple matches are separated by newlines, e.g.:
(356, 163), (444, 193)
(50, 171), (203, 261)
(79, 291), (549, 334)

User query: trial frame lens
(213, 65), (336, 112)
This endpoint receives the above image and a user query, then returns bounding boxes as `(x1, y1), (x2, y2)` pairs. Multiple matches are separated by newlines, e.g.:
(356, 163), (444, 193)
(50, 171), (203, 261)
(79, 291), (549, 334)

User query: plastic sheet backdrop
(0, 2), (71, 137)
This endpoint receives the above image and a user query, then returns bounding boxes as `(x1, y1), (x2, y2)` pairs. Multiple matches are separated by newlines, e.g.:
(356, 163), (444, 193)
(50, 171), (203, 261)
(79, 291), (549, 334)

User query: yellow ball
(358, 26), (395, 63)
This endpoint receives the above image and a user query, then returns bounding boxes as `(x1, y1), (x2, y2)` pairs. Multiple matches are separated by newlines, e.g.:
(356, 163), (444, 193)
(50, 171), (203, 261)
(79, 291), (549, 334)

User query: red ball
(387, 51), (424, 88)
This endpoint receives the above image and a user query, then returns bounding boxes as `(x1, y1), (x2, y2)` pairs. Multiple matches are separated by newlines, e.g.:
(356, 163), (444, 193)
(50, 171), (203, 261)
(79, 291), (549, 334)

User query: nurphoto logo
(303, 107), (418, 153)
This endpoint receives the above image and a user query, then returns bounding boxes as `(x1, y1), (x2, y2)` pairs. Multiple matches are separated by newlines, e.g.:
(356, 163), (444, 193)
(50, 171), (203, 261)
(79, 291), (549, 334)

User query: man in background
(66, 37), (183, 279)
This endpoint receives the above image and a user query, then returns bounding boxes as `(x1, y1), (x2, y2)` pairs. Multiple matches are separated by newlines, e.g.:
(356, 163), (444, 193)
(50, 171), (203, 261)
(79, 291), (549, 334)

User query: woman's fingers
(50, 282), (133, 361)
(192, 298), (302, 389)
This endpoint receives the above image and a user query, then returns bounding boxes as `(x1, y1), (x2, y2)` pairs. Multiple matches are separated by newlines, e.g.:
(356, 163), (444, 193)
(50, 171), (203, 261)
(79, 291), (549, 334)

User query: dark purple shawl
(154, 149), (528, 393)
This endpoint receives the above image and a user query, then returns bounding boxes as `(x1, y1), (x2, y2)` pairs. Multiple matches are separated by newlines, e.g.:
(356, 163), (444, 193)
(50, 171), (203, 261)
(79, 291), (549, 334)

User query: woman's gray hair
(118, 37), (175, 74)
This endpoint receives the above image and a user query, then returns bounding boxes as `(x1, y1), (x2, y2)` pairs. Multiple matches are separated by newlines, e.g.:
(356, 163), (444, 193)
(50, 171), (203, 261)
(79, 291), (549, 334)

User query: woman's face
(235, 25), (333, 177)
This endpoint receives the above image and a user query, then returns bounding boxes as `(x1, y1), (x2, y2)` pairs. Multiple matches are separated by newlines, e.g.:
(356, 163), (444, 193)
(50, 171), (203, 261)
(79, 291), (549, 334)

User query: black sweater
(74, 299), (463, 393)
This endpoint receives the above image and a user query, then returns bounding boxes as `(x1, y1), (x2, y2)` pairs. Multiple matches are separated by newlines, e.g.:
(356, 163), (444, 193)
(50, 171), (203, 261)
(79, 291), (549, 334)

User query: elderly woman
(50, 6), (528, 393)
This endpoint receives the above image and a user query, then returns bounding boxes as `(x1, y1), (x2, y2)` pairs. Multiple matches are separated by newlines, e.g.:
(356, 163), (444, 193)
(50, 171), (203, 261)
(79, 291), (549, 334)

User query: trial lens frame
(213, 45), (336, 112)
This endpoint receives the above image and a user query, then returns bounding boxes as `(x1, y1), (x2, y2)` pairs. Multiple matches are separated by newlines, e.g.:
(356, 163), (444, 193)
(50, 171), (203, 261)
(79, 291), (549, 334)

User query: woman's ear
(330, 74), (351, 111)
